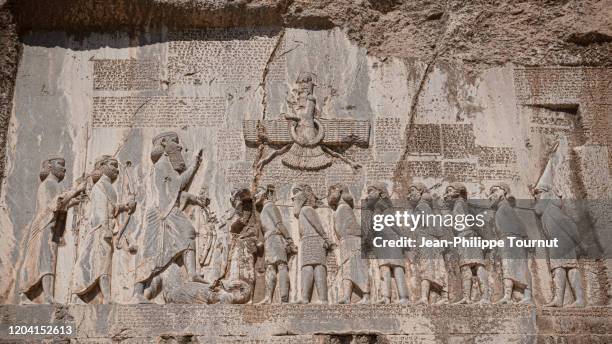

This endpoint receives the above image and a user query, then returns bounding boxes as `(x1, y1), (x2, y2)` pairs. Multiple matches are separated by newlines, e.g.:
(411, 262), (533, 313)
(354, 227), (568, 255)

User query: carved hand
(323, 238), (333, 250)
(126, 200), (137, 214)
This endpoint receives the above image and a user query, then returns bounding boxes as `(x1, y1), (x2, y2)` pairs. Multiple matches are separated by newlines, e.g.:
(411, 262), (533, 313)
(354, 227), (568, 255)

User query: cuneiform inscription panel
(476, 146), (518, 167)
(443, 162), (476, 181)
(374, 118), (404, 154)
(399, 160), (443, 178)
(259, 159), (329, 196)
(92, 96), (225, 128)
(513, 67), (612, 104)
(216, 128), (244, 161)
(93, 59), (160, 91)
(441, 124), (474, 159)
(406, 124), (441, 154)
(528, 108), (577, 139)
(168, 28), (286, 85)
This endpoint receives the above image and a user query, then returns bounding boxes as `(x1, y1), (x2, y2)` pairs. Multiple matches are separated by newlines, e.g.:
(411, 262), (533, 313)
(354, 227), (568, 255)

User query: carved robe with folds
(135, 156), (197, 284)
(416, 200), (448, 291)
(333, 202), (370, 293)
(495, 198), (531, 288)
(535, 196), (579, 270)
(72, 174), (116, 295)
(453, 198), (485, 267)
(20, 178), (66, 294)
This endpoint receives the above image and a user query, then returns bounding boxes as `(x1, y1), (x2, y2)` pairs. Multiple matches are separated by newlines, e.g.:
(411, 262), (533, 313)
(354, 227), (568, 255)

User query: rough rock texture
(0, 0), (610, 342)
(0, 0), (609, 190)
(0, 4), (18, 193)
(6, 0), (612, 69)
(0, 3), (19, 302)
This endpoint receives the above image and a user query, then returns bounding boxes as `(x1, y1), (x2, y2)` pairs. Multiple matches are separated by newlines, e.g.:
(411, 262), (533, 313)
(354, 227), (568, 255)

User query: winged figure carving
(242, 73), (370, 171)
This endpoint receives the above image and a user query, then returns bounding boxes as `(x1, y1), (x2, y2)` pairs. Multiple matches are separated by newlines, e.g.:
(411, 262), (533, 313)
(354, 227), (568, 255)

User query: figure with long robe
(410, 183), (449, 305)
(446, 182), (490, 304)
(365, 182), (410, 304)
(71, 155), (136, 304)
(328, 183), (370, 304)
(20, 156), (84, 303)
(489, 183), (533, 304)
(534, 184), (585, 307)
(134, 132), (203, 302)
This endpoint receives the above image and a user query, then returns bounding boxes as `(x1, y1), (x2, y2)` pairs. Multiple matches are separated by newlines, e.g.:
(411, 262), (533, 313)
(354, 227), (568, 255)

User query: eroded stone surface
(1, 304), (612, 343)
(0, 1), (610, 341)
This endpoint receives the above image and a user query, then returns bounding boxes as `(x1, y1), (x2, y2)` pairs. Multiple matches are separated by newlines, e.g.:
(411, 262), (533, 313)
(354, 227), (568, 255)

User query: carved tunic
(535, 197), (579, 270)
(72, 175), (116, 295)
(416, 200), (448, 290)
(20, 179), (64, 294)
(135, 157), (196, 283)
(225, 211), (258, 287)
(372, 207), (405, 268)
(495, 199), (530, 287)
(260, 201), (291, 266)
(453, 199), (485, 267)
(298, 206), (328, 267)
(334, 203), (370, 293)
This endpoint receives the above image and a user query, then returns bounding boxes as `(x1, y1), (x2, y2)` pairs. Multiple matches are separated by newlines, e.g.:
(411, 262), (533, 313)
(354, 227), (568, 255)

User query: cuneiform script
(325, 164), (365, 187)
(225, 162), (253, 187)
(513, 67), (612, 104)
(529, 108), (576, 139)
(476, 146), (517, 167)
(92, 96), (225, 128)
(375, 118), (404, 153)
(406, 124), (441, 154)
(365, 161), (397, 181)
(441, 124), (475, 159)
(168, 28), (286, 85)
(443, 162), (476, 181)
(216, 128), (244, 161)
(400, 160), (443, 178)
(476, 168), (518, 181)
(585, 104), (611, 146)
(93, 59), (160, 91)
(260, 160), (329, 196)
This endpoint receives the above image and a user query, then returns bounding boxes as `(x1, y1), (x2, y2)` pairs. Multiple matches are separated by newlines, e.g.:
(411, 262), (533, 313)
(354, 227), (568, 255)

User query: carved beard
(164, 141), (187, 173)
(287, 86), (310, 111)
(488, 190), (504, 209)
(292, 193), (307, 218)
(365, 192), (379, 210)
(328, 191), (341, 210)
(100, 165), (119, 183)
(443, 190), (459, 203)
(50, 164), (65, 182)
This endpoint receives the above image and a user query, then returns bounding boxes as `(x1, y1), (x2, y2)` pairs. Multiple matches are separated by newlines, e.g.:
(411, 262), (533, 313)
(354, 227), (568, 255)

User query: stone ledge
(1, 305), (610, 343)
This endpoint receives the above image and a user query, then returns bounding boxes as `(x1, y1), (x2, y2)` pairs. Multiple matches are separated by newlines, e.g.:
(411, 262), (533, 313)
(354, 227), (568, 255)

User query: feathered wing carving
(242, 119), (370, 147)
